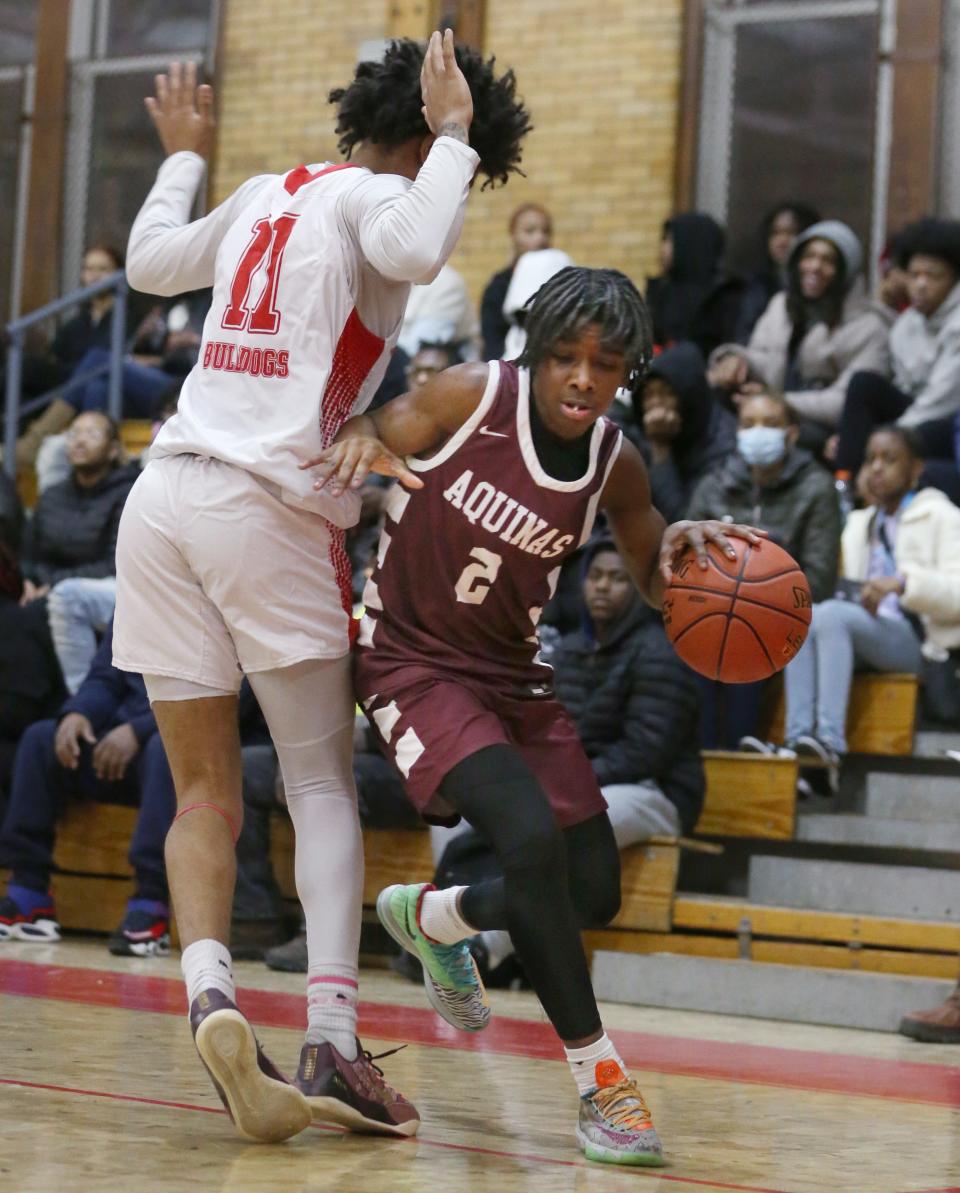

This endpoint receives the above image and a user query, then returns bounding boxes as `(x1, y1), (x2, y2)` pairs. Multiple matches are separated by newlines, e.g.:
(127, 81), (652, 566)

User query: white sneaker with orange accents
(576, 1060), (665, 1167)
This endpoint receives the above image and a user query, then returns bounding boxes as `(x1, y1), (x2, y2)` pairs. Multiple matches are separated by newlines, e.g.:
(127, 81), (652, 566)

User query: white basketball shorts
(113, 453), (352, 690)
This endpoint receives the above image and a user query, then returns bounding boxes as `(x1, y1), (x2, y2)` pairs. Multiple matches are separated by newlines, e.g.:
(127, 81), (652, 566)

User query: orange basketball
(663, 538), (812, 683)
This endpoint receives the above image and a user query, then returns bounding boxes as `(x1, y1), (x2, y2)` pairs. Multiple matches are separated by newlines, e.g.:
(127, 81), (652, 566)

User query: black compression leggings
(437, 744), (621, 1042)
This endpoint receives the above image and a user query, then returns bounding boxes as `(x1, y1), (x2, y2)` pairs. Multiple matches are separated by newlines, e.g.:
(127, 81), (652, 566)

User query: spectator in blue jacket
(0, 622), (175, 955)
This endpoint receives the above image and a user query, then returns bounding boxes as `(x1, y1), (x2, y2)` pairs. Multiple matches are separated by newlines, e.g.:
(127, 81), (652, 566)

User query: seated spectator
(0, 622), (176, 955)
(22, 412), (137, 693)
(686, 392), (841, 749)
(0, 466), (24, 555)
(480, 203), (553, 359)
(397, 264), (478, 360)
(10, 245), (122, 470)
(0, 539), (65, 816)
(708, 221), (892, 454)
(619, 342), (736, 525)
(783, 427), (960, 783)
(61, 288), (211, 421)
(502, 248), (574, 360)
(832, 218), (960, 480)
(646, 213), (744, 359)
(420, 538), (704, 985)
(736, 201), (820, 342)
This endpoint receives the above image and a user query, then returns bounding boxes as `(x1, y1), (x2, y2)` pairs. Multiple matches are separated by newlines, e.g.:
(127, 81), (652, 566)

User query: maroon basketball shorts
(354, 650), (606, 828)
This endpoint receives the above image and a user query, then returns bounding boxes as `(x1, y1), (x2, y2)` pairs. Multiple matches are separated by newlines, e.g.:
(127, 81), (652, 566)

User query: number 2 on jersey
(222, 213), (299, 335)
(455, 547), (503, 605)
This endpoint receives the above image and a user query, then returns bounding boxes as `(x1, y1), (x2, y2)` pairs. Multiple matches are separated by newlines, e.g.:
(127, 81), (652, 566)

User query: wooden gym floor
(2, 941), (959, 1192)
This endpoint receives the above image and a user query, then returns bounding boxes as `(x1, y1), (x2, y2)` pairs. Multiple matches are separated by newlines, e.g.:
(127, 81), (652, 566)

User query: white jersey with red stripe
(126, 142), (478, 527)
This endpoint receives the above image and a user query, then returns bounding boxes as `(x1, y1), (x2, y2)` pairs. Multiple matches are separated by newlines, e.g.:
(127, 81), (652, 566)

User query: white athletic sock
(181, 939), (236, 1007)
(564, 1033), (628, 1097)
(419, 885), (475, 944)
(306, 964), (359, 1060)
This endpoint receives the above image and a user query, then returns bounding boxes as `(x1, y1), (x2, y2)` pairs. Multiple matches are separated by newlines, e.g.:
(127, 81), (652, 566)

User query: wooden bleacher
(1, 805), (683, 946)
(767, 672), (919, 756)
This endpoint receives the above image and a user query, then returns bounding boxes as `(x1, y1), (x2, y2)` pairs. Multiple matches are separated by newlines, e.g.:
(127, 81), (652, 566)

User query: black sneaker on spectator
(231, 918), (288, 962)
(108, 908), (170, 957)
(790, 735), (839, 768)
(0, 895), (60, 942)
(739, 737), (797, 758)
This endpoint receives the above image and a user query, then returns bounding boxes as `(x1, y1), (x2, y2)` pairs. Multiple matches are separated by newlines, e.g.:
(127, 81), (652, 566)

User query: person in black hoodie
(645, 213), (744, 359)
(619, 342), (737, 526)
(551, 537), (705, 841)
(735, 201), (820, 343)
(0, 622), (175, 956)
(22, 411), (137, 597)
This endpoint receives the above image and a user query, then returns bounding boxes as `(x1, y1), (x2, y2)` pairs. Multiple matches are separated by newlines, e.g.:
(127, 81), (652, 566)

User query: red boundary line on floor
(2, 958), (960, 1109)
(0, 1077), (793, 1192)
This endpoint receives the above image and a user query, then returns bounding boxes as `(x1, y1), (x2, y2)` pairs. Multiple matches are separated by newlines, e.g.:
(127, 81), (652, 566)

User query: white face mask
(737, 425), (788, 467)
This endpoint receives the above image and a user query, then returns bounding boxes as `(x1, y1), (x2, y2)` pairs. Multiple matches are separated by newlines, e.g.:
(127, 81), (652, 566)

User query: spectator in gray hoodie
(707, 221), (892, 455)
(833, 218), (960, 487)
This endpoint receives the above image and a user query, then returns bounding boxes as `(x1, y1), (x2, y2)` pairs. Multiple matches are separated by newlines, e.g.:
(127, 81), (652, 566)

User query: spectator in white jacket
(782, 426), (960, 779)
(707, 221), (892, 456)
(832, 218), (960, 482)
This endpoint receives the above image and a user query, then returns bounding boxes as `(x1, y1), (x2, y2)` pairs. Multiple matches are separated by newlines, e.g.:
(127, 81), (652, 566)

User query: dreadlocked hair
(516, 267), (653, 390)
(328, 39), (532, 190)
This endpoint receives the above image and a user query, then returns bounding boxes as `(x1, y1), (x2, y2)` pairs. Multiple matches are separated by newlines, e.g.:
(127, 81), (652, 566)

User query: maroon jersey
(356, 360), (623, 692)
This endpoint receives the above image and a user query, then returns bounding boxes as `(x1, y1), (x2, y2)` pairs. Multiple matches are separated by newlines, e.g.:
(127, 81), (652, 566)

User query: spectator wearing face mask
(686, 391), (841, 749)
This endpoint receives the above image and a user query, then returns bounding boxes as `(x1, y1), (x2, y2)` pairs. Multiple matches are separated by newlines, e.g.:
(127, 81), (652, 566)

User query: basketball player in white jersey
(112, 39), (531, 1143)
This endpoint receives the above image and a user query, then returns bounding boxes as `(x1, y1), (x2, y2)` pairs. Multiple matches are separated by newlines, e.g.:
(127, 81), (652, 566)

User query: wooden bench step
(767, 672), (918, 756)
(673, 895), (960, 954)
(583, 928), (960, 980)
(699, 752), (797, 839)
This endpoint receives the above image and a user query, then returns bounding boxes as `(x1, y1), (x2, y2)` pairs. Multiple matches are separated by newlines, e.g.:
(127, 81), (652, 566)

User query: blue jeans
(0, 719), (176, 899)
(64, 348), (172, 418)
(784, 600), (923, 753)
(47, 576), (117, 694)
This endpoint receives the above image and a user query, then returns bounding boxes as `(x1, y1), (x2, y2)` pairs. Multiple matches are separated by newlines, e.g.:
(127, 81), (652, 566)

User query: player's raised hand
(658, 519), (767, 585)
(145, 61), (215, 159)
(301, 436), (424, 497)
(420, 29), (473, 140)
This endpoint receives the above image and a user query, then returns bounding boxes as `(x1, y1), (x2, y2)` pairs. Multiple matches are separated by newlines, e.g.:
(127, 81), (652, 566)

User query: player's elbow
(125, 237), (181, 297)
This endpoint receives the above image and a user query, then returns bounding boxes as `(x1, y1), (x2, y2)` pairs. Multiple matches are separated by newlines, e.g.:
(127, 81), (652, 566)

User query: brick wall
(213, 0), (683, 307)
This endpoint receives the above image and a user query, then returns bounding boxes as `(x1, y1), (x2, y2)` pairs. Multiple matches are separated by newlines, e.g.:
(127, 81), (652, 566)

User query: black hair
(892, 217), (960, 277)
(328, 39), (532, 190)
(785, 239), (847, 354)
(516, 267), (653, 390)
(868, 423), (923, 460)
(409, 340), (462, 367)
(738, 388), (797, 426)
(761, 201), (820, 242)
(73, 409), (120, 442)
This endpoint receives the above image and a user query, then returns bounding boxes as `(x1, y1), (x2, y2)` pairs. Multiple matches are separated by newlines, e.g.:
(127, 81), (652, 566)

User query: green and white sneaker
(576, 1060), (665, 1167)
(377, 883), (491, 1032)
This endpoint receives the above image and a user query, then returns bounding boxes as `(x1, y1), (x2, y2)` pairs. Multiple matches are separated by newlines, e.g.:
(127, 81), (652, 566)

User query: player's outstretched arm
(300, 361), (489, 496)
(127, 62), (273, 296)
(602, 440), (764, 608)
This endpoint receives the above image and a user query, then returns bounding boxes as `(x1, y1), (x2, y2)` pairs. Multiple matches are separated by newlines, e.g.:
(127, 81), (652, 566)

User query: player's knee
(571, 871), (621, 928)
(499, 812), (565, 877)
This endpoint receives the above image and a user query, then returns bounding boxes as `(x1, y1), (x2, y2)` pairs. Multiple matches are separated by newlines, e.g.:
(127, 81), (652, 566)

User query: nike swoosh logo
(478, 426), (509, 438)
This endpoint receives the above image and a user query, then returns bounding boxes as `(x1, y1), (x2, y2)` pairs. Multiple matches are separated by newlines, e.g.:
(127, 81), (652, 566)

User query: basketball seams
(731, 593), (812, 628)
(730, 613), (775, 671)
(715, 547), (753, 679)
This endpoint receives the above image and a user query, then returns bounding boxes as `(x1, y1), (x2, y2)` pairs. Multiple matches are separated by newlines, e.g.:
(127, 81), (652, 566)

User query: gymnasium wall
(212, 0), (684, 304)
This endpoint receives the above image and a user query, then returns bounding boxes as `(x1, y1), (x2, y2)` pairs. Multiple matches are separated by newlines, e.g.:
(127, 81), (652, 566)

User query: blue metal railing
(3, 270), (128, 476)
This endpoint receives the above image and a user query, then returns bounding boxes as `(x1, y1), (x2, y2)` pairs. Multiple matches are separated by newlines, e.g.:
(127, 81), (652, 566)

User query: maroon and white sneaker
(295, 1039), (420, 1137)
(189, 988), (311, 1143)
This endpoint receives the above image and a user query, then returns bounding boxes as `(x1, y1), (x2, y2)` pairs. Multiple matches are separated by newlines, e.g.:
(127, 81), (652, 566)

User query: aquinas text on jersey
(442, 469), (575, 559)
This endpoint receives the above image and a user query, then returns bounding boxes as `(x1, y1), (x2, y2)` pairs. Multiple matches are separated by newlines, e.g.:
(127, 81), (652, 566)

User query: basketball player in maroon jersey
(301, 267), (760, 1166)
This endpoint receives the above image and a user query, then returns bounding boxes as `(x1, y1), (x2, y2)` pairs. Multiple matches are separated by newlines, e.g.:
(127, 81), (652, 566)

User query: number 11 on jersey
(222, 213), (299, 335)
